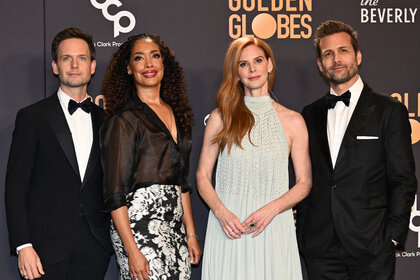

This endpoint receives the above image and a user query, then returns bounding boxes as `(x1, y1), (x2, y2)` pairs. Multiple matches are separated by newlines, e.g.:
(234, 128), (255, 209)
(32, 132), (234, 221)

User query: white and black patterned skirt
(111, 184), (191, 280)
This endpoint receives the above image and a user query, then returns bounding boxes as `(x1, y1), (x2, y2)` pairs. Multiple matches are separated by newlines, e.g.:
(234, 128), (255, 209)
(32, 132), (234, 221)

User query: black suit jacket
(5, 93), (112, 264)
(298, 83), (417, 261)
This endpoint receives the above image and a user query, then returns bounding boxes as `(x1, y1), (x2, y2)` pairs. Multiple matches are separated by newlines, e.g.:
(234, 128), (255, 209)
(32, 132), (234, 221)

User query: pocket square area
(357, 136), (379, 140)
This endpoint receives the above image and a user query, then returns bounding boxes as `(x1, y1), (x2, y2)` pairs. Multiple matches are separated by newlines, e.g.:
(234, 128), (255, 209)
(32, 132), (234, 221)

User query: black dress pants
(304, 232), (395, 280)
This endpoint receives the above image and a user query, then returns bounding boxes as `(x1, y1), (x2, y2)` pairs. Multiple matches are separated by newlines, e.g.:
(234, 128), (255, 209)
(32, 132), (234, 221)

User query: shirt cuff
(180, 181), (192, 193)
(16, 243), (33, 254)
(105, 192), (127, 212)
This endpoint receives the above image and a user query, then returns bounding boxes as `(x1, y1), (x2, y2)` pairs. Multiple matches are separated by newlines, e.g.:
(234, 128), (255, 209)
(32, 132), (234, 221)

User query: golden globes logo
(409, 119), (420, 144)
(87, 94), (105, 108)
(228, 0), (313, 39)
(391, 92), (420, 144)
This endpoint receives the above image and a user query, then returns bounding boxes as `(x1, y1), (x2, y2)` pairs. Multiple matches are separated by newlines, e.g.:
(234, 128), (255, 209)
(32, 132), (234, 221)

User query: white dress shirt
(57, 88), (93, 181)
(17, 88), (93, 254)
(326, 77), (397, 245)
(327, 76), (364, 168)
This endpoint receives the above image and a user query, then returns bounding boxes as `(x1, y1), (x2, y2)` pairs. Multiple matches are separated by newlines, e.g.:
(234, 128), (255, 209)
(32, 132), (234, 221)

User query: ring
(133, 276), (139, 280)
(250, 223), (255, 228)
(229, 231), (234, 235)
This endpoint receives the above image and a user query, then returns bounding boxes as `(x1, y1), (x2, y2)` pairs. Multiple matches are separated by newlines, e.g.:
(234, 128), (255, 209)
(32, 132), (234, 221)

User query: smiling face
(317, 32), (362, 90)
(51, 38), (96, 92)
(237, 44), (273, 96)
(127, 38), (164, 91)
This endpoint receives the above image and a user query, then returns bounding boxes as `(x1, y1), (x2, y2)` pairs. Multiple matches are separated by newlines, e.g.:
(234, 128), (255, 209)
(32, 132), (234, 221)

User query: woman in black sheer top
(100, 34), (201, 280)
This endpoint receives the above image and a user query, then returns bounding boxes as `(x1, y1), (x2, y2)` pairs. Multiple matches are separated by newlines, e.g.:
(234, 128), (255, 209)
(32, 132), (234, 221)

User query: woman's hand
(196, 110), (245, 239)
(241, 203), (278, 237)
(215, 207), (246, 239)
(128, 249), (151, 280)
(111, 207), (152, 280)
(187, 235), (202, 265)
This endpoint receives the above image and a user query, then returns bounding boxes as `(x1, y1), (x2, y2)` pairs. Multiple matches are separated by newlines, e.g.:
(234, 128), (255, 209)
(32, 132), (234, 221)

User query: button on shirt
(327, 76), (363, 168)
(57, 88), (93, 181)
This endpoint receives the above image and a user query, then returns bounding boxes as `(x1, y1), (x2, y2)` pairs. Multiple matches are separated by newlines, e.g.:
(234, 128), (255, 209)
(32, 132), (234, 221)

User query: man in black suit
(5, 27), (112, 279)
(298, 20), (417, 279)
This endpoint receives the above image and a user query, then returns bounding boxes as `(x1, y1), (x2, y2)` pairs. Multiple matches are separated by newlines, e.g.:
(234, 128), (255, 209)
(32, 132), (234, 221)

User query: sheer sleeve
(100, 112), (138, 212)
(180, 138), (192, 193)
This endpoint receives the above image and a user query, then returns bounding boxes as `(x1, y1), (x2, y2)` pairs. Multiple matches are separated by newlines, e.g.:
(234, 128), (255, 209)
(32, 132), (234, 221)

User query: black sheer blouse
(100, 94), (192, 212)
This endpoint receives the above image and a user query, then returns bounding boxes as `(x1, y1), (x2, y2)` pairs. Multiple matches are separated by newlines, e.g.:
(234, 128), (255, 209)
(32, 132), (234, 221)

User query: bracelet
(186, 233), (199, 241)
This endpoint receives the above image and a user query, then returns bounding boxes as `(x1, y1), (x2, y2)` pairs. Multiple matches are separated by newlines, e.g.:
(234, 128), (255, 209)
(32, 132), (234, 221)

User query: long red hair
(213, 36), (276, 153)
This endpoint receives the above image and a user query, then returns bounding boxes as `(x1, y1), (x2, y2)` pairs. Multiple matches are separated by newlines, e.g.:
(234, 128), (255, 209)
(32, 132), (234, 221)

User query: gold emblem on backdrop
(228, 0), (313, 39)
(391, 93), (420, 144)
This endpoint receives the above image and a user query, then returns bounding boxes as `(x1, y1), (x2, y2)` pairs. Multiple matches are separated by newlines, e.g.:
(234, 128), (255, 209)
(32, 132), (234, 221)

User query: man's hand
(18, 247), (44, 279)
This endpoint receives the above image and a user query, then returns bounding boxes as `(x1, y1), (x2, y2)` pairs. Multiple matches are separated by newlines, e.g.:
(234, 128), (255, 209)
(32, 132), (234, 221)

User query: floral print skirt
(111, 184), (191, 280)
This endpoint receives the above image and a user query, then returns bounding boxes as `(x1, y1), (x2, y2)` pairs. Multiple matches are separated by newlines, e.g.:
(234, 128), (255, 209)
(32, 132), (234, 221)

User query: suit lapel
(335, 85), (376, 168)
(81, 106), (101, 187)
(314, 98), (334, 170)
(44, 94), (81, 180)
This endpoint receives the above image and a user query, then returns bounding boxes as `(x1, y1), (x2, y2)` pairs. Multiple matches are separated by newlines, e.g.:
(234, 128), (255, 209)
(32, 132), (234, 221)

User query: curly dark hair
(102, 34), (193, 137)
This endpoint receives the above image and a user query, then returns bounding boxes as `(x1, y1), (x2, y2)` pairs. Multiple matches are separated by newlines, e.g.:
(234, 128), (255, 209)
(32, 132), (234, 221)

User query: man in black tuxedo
(5, 28), (112, 279)
(298, 20), (417, 279)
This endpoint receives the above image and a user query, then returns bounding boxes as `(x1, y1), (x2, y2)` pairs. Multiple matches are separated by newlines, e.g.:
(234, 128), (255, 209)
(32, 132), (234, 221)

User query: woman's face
(237, 44), (273, 95)
(127, 38), (164, 89)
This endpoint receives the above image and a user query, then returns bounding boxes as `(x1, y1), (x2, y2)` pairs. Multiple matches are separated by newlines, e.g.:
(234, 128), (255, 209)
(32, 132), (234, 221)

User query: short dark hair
(51, 27), (95, 61)
(314, 20), (359, 58)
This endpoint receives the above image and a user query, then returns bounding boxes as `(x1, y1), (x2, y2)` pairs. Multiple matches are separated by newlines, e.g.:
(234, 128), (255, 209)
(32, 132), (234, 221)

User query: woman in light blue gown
(196, 36), (312, 280)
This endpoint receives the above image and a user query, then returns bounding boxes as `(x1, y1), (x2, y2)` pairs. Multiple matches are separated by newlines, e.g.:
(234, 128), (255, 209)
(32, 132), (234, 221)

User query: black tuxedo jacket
(5, 93), (112, 264)
(298, 83), (417, 261)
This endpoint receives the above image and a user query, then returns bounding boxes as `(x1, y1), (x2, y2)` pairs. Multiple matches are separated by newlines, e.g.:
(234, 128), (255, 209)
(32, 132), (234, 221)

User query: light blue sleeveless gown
(202, 95), (302, 280)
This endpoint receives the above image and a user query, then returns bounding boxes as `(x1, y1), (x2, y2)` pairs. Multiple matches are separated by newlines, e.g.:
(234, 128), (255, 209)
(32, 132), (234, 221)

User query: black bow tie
(326, 91), (351, 109)
(68, 98), (92, 115)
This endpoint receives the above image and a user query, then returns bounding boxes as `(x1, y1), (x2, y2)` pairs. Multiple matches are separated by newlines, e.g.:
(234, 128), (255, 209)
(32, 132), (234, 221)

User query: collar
(57, 87), (89, 113)
(330, 75), (364, 106)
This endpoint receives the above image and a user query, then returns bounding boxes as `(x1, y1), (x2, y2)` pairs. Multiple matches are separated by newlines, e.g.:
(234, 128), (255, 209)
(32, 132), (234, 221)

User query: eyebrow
(133, 50), (160, 55)
(238, 55), (264, 62)
(322, 45), (350, 54)
(60, 54), (89, 58)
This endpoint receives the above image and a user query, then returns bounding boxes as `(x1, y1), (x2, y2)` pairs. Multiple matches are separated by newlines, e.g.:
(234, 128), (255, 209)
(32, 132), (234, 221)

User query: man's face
(52, 38), (96, 90)
(317, 32), (362, 87)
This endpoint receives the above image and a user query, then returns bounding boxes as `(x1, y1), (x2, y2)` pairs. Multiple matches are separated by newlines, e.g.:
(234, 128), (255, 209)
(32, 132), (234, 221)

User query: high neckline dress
(202, 95), (303, 280)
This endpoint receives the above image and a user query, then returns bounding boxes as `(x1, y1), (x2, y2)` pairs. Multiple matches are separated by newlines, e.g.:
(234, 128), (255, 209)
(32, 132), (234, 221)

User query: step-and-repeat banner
(1, 0), (419, 279)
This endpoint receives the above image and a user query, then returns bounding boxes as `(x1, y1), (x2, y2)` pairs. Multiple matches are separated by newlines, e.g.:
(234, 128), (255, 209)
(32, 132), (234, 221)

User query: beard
(321, 60), (359, 86)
